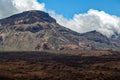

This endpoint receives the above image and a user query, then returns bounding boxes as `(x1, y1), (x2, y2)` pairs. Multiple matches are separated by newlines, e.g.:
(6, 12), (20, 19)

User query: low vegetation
(0, 50), (120, 80)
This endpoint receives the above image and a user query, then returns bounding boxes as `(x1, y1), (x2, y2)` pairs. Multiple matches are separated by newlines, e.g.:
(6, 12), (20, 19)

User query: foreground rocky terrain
(0, 50), (120, 80)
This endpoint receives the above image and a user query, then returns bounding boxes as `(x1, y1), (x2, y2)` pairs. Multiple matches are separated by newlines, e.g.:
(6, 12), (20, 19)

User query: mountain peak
(0, 10), (56, 26)
(80, 30), (110, 44)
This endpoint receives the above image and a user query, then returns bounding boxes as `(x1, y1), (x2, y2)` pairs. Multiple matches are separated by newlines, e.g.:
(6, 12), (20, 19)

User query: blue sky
(39, 0), (120, 18)
(0, 0), (120, 37)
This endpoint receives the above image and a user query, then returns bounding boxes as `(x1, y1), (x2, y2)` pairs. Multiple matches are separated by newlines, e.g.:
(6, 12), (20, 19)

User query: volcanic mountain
(0, 10), (81, 51)
(0, 10), (119, 51)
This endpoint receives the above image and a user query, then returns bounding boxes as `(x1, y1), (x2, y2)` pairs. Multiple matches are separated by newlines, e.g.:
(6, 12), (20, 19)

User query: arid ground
(0, 50), (120, 80)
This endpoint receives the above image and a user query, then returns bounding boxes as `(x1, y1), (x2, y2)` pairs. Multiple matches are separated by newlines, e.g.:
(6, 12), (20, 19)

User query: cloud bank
(0, 0), (120, 37)
(50, 9), (120, 37)
(0, 0), (45, 19)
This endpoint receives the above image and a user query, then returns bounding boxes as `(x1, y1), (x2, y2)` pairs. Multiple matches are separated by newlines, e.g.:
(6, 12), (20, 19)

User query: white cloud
(0, 0), (45, 19)
(12, 0), (45, 12)
(0, 0), (120, 37)
(50, 9), (120, 37)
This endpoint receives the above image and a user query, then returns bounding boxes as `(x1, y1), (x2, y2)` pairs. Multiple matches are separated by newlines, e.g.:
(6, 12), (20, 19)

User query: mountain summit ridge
(0, 10), (56, 26)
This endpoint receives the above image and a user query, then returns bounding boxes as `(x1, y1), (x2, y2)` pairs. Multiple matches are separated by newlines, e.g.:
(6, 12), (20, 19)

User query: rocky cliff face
(0, 10), (119, 51)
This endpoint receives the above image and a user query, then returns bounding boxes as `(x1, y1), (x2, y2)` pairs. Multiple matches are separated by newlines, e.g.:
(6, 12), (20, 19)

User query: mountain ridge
(0, 10), (120, 51)
(0, 10), (56, 26)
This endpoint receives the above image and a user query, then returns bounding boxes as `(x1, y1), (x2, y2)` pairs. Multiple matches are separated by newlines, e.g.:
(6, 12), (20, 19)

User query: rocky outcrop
(35, 42), (51, 51)
(41, 43), (51, 50)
